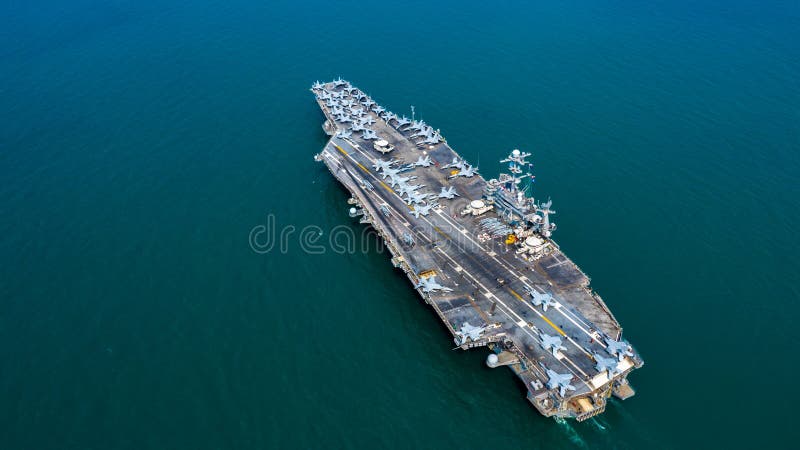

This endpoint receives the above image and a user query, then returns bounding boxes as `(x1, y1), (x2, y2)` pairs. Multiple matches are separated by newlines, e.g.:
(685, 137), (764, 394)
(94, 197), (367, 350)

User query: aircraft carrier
(311, 79), (643, 421)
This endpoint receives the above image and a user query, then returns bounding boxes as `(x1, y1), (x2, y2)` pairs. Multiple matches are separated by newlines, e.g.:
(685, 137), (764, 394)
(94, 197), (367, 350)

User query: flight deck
(311, 79), (643, 421)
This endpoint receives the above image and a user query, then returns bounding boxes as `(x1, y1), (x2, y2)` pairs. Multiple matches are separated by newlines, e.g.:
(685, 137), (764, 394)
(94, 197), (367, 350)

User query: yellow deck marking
(379, 181), (394, 193)
(356, 162), (369, 173)
(508, 288), (566, 336)
(433, 226), (451, 241)
(334, 144), (347, 155)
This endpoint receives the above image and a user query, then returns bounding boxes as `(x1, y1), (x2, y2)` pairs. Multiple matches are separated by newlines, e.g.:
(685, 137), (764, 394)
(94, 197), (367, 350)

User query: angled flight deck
(311, 79), (643, 421)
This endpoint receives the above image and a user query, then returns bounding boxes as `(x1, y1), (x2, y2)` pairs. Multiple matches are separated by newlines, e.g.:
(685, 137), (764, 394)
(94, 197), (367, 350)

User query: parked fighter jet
(362, 129), (378, 140)
(415, 275), (453, 293)
(389, 174), (413, 188)
(363, 98), (375, 110)
(412, 202), (437, 217)
(411, 126), (431, 138)
(438, 186), (458, 199)
(343, 86), (357, 96)
(372, 159), (395, 172)
(354, 91), (366, 101)
(335, 113), (352, 123)
(382, 112), (397, 123)
(540, 334), (567, 357)
(444, 157), (465, 170)
(332, 77), (346, 87)
(349, 107), (364, 116)
(529, 289), (556, 311)
(311, 80), (323, 90)
(396, 184), (413, 199)
(380, 166), (401, 179)
(593, 353), (621, 375)
(605, 338), (634, 361)
(546, 369), (576, 397)
(423, 130), (443, 145)
(407, 191), (428, 205)
(359, 116), (376, 126)
(395, 116), (411, 128)
(456, 165), (477, 178)
(407, 120), (427, 132)
(373, 105), (385, 115)
(388, 173), (412, 186)
(325, 99), (337, 108)
(413, 155), (432, 167)
(335, 130), (352, 139)
(455, 322), (486, 345)
(350, 122), (366, 132)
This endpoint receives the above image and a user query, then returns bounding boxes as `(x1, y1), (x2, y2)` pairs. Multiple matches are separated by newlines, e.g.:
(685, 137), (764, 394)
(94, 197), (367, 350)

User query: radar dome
(512, 149), (521, 157)
(486, 353), (499, 367)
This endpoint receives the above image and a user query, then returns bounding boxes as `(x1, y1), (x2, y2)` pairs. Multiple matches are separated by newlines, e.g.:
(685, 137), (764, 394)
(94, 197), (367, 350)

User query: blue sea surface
(1, 1), (798, 448)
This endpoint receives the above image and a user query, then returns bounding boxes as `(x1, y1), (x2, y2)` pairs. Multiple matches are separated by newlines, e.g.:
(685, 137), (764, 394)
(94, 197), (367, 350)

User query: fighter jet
(424, 131), (443, 145)
(444, 157), (466, 170)
(382, 111), (397, 123)
(407, 120), (427, 132)
(349, 106), (364, 116)
(396, 184), (412, 198)
(332, 105), (344, 115)
(380, 166), (401, 179)
(454, 322), (486, 345)
(546, 369), (576, 397)
(415, 275), (453, 293)
(325, 99), (337, 108)
(372, 159), (395, 172)
(361, 129), (378, 140)
(354, 91), (366, 101)
(413, 155), (432, 167)
(388, 174), (413, 186)
(529, 289), (556, 311)
(388, 174), (412, 188)
(335, 130), (352, 139)
(411, 126), (431, 138)
(332, 77), (346, 87)
(395, 116), (411, 128)
(593, 353), (621, 375)
(373, 105), (385, 115)
(398, 182), (422, 195)
(350, 122), (366, 133)
(540, 334), (567, 357)
(311, 80), (323, 90)
(343, 85), (356, 96)
(318, 90), (332, 101)
(438, 186), (458, 199)
(359, 116), (376, 126)
(407, 191), (429, 205)
(335, 113), (352, 123)
(363, 98), (376, 110)
(605, 338), (634, 361)
(456, 165), (478, 178)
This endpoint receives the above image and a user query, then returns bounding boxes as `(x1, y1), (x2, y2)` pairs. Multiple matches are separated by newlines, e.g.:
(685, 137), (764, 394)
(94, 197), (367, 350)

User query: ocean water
(1, 1), (798, 448)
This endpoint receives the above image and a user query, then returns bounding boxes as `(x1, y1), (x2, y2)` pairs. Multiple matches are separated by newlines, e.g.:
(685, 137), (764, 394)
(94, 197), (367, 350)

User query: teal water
(2, 1), (798, 448)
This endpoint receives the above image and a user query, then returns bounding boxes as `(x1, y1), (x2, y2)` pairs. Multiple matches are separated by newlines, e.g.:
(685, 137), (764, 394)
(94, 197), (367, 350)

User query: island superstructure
(311, 79), (643, 421)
